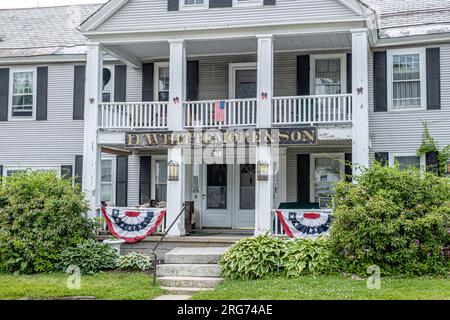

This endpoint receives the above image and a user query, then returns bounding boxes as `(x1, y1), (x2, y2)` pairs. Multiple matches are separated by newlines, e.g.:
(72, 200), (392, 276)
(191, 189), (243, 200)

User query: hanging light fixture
(168, 160), (180, 181)
(257, 160), (269, 181)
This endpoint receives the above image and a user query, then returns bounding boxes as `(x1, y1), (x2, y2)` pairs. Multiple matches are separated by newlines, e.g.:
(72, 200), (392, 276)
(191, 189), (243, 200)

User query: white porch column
(82, 44), (103, 217)
(166, 147), (186, 236)
(256, 35), (274, 128)
(168, 39), (186, 131)
(351, 29), (370, 176)
(255, 146), (274, 235)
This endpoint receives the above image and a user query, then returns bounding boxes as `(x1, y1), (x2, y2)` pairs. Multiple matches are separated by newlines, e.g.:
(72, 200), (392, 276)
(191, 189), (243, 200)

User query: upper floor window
(180, 0), (207, 10)
(185, 0), (204, 4)
(9, 69), (36, 120)
(102, 66), (114, 103)
(387, 48), (426, 111)
(154, 62), (169, 101)
(233, 0), (263, 7)
(311, 54), (346, 95)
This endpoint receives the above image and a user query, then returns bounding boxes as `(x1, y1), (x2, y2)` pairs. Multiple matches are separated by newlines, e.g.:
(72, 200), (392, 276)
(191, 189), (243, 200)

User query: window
(180, 0), (207, 10)
(185, 0), (204, 4)
(100, 157), (116, 205)
(311, 55), (346, 95)
(154, 63), (169, 102)
(389, 153), (425, 171)
(102, 66), (114, 103)
(233, 0), (263, 7)
(9, 69), (36, 119)
(229, 62), (257, 99)
(3, 167), (58, 177)
(310, 154), (345, 203)
(387, 48), (426, 110)
(154, 159), (167, 202)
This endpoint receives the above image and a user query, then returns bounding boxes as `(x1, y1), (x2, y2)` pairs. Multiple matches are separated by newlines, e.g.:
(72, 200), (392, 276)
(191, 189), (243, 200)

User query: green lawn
(192, 276), (450, 300)
(0, 272), (163, 300)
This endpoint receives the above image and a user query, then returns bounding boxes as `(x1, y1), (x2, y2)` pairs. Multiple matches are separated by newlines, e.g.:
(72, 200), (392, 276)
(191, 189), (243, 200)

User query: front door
(234, 164), (256, 229)
(235, 69), (257, 99)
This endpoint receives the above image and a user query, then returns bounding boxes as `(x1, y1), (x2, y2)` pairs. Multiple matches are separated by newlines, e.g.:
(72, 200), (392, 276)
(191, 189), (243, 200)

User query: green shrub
(220, 234), (286, 280)
(60, 239), (117, 274)
(331, 163), (450, 276)
(283, 237), (336, 277)
(0, 171), (93, 274)
(117, 252), (152, 272)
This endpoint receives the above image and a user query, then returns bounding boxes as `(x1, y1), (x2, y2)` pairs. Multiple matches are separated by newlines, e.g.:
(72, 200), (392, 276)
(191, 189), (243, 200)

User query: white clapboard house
(1, 0), (449, 240)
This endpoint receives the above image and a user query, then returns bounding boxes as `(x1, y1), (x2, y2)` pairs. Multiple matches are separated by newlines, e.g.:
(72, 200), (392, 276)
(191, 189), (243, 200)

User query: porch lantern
(168, 161), (180, 181)
(257, 161), (269, 181)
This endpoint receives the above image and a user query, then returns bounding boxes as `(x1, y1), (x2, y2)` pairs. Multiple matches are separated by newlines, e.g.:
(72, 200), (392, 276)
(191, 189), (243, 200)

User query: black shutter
(0, 68), (8, 121)
(73, 65), (85, 120)
(142, 63), (154, 102)
(375, 152), (389, 166)
(425, 151), (439, 174)
(0, 165), (3, 182)
(426, 48), (440, 110)
(297, 154), (310, 203)
(264, 0), (276, 5)
(139, 156), (151, 205)
(187, 60), (199, 101)
(114, 65), (127, 102)
(168, 0), (179, 11)
(346, 53), (352, 94)
(116, 155), (128, 207)
(297, 55), (310, 95)
(61, 165), (73, 180)
(345, 153), (352, 182)
(74, 155), (83, 186)
(36, 66), (48, 121)
(210, 0), (232, 8)
(374, 51), (387, 112)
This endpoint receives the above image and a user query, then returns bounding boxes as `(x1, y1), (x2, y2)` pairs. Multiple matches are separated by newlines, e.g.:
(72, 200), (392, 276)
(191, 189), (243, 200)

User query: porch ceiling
(105, 32), (352, 61)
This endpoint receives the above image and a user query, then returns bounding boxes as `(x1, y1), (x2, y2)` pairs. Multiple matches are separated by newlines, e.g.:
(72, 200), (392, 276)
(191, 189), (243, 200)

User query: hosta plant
(117, 252), (152, 272)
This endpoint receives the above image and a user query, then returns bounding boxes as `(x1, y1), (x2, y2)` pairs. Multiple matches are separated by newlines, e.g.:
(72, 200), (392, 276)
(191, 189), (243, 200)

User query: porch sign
(125, 127), (317, 148)
(101, 207), (166, 243)
(274, 209), (333, 239)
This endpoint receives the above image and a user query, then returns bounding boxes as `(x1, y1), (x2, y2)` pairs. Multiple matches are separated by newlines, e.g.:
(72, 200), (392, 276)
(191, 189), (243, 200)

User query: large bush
(0, 171), (94, 273)
(60, 239), (117, 274)
(331, 163), (450, 276)
(220, 234), (286, 280)
(283, 237), (336, 277)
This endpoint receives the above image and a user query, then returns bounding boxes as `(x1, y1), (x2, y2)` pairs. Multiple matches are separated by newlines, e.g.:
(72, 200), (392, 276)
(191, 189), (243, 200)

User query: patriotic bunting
(275, 209), (333, 239)
(101, 207), (166, 243)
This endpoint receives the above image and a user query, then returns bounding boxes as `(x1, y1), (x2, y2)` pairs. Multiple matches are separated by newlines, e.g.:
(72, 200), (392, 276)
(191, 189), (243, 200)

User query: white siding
(369, 45), (450, 155)
(127, 155), (140, 206)
(0, 64), (84, 178)
(126, 66), (142, 102)
(97, 0), (363, 32)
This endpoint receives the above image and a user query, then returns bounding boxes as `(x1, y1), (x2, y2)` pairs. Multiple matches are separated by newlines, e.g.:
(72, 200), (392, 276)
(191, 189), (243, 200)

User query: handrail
(149, 202), (190, 287)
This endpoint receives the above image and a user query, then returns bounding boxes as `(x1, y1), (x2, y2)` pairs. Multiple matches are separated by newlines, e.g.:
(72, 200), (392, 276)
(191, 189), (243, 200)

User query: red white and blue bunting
(101, 207), (166, 243)
(275, 210), (333, 239)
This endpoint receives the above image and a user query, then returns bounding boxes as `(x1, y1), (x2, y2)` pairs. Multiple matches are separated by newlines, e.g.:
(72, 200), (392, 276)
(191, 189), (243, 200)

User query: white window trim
(228, 62), (257, 99)
(3, 166), (60, 177)
(100, 155), (116, 206)
(151, 155), (168, 200)
(310, 54), (347, 95)
(387, 48), (427, 111)
(153, 62), (169, 102)
(233, 0), (263, 8)
(102, 65), (115, 103)
(389, 153), (425, 172)
(309, 153), (345, 204)
(8, 67), (37, 121)
(179, 0), (209, 11)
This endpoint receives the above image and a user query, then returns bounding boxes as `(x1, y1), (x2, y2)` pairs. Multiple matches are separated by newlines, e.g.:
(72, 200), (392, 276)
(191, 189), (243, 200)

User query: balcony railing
(184, 98), (257, 128)
(272, 94), (352, 126)
(98, 102), (168, 129)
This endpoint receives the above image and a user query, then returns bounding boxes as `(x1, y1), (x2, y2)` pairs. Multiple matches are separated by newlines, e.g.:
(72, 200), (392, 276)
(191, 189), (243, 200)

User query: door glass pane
(313, 157), (341, 202)
(101, 159), (113, 203)
(314, 59), (341, 95)
(158, 67), (169, 101)
(235, 69), (257, 99)
(239, 164), (255, 210)
(155, 160), (168, 201)
(207, 164), (227, 209)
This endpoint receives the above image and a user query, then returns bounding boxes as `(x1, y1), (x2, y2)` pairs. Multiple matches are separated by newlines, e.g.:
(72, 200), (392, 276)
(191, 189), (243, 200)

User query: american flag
(214, 100), (225, 122)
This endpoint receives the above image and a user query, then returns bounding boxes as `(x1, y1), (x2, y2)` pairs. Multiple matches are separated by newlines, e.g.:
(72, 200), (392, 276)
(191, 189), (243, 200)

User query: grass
(192, 275), (450, 300)
(0, 272), (163, 300)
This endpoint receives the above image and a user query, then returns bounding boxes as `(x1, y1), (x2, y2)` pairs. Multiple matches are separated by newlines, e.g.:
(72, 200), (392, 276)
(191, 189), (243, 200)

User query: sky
(0, 0), (107, 9)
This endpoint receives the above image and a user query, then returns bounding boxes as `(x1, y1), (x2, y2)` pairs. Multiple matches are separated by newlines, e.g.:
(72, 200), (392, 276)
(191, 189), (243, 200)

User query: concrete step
(160, 286), (214, 295)
(158, 276), (223, 288)
(157, 263), (221, 277)
(153, 295), (192, 300)
(164, 247), (228, 264)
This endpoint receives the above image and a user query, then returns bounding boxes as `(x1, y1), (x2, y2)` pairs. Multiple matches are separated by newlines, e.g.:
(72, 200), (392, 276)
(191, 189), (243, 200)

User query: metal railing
(272, 94), (352, 125)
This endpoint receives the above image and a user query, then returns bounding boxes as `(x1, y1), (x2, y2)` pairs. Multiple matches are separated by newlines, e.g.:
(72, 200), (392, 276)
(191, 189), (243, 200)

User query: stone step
(160, 286), (214, 295)
(164, 247), (228, 264)
(157, 264), (221, 277)
(158, 276), (223, 288)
